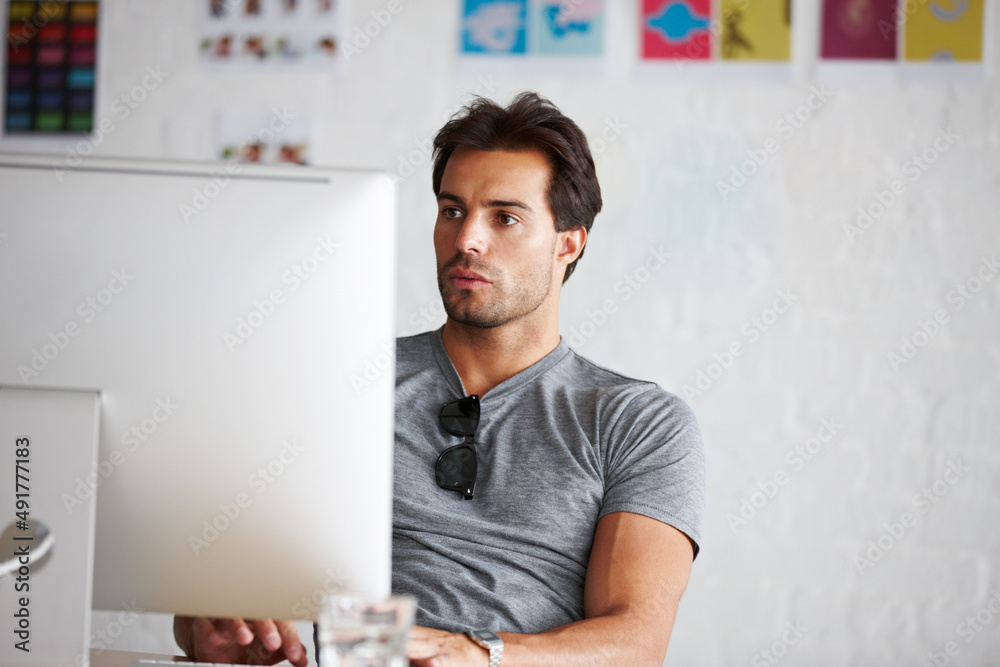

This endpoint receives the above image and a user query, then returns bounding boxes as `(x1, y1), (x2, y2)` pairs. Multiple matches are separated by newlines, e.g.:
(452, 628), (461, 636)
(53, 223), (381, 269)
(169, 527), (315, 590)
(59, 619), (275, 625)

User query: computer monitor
(0, 153), (396, 621)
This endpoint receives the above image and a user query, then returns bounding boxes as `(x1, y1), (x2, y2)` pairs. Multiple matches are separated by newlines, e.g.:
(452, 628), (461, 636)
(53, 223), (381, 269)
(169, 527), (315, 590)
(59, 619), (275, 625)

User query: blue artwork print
(544, 5), (590, 37)
(647, 1), (710, 43)
(462, 0), (528, 54)
(535, 0), (604, 55)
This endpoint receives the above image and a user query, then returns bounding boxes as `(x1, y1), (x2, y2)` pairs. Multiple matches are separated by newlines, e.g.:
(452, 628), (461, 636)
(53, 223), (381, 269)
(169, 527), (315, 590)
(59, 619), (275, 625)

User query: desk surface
(90, 649), (191, 667)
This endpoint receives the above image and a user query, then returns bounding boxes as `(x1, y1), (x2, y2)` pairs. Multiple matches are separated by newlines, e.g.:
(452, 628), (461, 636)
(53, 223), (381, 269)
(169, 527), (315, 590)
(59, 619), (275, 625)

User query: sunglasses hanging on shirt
(436, 394), (480, 499)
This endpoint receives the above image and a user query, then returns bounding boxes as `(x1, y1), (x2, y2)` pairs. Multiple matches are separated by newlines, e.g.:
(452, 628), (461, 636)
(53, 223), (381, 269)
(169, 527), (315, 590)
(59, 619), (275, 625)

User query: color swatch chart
(5, 1), (99, 134)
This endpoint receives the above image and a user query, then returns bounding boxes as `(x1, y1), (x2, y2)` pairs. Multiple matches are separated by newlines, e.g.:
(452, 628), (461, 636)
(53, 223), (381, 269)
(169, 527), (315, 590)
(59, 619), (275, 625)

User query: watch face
(474, 630), (500, 643)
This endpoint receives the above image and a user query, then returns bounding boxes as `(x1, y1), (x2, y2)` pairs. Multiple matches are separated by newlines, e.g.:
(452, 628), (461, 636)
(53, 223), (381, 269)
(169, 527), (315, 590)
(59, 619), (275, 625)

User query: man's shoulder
(395, 330), (439, 364)
(555, 347), (696, 423)
(394, 330), (444, 385)
(396, 329), (435, 352)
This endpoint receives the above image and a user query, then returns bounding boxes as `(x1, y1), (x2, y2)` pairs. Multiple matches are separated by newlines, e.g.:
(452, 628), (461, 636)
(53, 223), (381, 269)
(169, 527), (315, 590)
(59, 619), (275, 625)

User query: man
(176, 92), (704, 666)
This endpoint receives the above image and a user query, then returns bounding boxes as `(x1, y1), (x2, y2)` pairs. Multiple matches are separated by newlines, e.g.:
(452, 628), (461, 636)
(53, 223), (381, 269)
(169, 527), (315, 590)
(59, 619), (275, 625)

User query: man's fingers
(186, 616), (305, 666)
(213, 618), (254, 646)
(275, 621), (307, 667)
(244, 619), (280, 651)
(244, 619), (305, 667)
(191, 617), (229, 646)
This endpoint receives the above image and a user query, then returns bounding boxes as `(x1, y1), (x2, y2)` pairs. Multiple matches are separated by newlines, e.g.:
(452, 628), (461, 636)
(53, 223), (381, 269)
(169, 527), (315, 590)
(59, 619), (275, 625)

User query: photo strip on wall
(199, 0), (341, 67)
(4, 0), (99, 134)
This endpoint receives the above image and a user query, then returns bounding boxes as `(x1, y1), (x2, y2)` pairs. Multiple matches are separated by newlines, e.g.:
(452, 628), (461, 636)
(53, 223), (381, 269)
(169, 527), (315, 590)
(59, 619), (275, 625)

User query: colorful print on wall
(820, 0), (899, 60)
(642, 0), (713, 60)
(460, 0), (605, 58)
(534, 0), (604, 55)
(462, 0), (526, 54)
(5, 0), (99, 134)
(903, 0), (984, 62)
(199, 0), (341, 66)
(215, 110), (313, 165)
(720, 0), (791, 61)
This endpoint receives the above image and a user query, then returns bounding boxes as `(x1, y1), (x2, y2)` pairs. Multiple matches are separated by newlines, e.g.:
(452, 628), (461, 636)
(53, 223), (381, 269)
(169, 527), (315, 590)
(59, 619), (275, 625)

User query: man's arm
(407, 511), (694, 667)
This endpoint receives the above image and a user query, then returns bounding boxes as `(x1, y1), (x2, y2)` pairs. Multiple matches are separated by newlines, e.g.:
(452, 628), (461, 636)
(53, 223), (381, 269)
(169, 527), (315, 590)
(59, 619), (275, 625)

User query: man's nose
(454, 213), (488, 255)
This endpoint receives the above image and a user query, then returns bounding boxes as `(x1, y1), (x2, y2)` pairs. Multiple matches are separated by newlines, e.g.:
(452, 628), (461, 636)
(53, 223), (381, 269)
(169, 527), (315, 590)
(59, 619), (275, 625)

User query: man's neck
(441, 317), (561, 398)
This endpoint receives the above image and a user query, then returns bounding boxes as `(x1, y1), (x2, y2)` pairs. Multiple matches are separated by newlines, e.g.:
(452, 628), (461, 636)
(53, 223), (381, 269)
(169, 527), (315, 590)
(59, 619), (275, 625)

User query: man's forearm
(497, 611), (674, 667)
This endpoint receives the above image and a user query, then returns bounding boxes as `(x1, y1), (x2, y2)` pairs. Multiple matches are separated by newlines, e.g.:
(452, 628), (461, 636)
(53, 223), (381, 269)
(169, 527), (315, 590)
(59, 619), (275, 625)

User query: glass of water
(318, 593), (416, 667)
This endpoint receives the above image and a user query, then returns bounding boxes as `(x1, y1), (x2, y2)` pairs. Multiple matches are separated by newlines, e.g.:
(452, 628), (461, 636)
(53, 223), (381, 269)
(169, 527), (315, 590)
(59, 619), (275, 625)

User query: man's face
(434, 147), (564, 329)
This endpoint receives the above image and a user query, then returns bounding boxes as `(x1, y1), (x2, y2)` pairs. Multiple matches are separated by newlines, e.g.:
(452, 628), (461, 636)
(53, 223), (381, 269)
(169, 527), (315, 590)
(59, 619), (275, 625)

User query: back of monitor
(0, 154), (396, 621)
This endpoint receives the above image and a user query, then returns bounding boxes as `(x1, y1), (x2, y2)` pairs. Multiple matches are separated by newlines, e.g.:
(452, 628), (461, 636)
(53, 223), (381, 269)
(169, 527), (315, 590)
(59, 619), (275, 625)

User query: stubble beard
(437, 253), (555, 329)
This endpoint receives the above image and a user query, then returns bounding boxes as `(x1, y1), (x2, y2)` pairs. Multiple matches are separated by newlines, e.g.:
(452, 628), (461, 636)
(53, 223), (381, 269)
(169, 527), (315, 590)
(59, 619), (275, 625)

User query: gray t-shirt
(391, 328), (705, 634)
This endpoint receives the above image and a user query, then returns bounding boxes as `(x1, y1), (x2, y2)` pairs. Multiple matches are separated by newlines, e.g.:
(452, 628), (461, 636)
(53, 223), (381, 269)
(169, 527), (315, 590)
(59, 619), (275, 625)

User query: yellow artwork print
(904, 0), (984, 62)
(721, 0), (792, 61)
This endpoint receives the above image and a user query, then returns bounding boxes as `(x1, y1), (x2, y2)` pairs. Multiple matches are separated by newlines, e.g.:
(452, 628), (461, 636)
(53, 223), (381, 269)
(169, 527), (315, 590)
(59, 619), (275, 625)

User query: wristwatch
(466, 629), (504, 667)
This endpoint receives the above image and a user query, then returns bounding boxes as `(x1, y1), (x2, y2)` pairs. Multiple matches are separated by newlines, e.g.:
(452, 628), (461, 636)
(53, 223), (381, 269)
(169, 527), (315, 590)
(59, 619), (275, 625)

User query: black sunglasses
(435, 394), (480, 500)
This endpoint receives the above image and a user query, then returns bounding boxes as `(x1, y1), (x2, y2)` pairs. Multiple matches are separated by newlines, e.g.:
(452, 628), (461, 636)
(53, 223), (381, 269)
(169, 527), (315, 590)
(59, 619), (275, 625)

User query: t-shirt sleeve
(599, 386), (706, 559)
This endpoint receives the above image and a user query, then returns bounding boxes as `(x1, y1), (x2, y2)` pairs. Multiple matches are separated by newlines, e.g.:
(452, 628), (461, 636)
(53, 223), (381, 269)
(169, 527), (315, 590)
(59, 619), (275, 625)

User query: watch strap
(466, 629), (503, 667)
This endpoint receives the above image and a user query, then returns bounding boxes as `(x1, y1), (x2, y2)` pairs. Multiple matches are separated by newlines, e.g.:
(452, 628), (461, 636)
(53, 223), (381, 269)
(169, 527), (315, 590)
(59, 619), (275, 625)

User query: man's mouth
(448, 267), (492, 289)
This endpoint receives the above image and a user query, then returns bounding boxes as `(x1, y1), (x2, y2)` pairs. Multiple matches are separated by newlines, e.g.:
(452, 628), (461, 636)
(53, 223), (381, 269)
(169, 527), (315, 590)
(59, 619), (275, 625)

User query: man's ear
(556, 226), (587, 269)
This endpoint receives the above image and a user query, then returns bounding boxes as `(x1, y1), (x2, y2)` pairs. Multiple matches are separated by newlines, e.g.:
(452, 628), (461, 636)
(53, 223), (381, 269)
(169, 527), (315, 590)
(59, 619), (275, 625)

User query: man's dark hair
(432, 91), (602, 283)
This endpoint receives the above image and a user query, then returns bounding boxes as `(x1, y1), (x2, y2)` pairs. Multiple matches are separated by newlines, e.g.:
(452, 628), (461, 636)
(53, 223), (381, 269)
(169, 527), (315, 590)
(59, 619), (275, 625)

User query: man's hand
(173, 616), (307, 667)
(407, 625), (489, 667)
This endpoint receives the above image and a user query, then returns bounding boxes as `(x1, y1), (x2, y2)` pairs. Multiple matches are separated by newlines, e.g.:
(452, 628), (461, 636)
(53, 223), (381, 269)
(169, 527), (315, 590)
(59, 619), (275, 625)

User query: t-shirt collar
(429, 325), (571, 402)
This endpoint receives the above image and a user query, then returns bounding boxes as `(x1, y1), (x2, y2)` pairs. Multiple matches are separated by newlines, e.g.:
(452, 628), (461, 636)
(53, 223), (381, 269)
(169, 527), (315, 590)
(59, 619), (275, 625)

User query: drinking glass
(318, 593), (416, 667)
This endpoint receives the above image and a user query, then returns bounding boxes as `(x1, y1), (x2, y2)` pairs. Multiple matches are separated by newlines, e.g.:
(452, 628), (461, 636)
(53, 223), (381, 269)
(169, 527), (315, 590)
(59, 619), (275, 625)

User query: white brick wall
(4, 1), (996, 665)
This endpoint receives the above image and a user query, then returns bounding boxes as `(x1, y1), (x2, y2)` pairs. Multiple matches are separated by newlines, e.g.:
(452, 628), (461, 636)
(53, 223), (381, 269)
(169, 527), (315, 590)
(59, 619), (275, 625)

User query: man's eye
(442, 207), (462, 219)
(498, 213), (518, 226)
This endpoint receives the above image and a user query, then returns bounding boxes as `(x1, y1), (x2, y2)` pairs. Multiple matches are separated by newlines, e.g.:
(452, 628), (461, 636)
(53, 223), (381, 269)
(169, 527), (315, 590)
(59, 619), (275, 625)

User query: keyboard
(132, 661), (257, 667)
